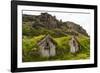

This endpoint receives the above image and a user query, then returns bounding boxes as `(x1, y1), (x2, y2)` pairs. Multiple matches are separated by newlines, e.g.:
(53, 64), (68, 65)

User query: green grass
(54, 35), (71, 50)
(22, 35), (90, 62)
(22, 35), (45, 61)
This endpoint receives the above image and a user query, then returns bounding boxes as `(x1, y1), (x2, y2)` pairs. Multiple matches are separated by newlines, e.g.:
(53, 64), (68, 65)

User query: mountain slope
(22, 13), (89, 37)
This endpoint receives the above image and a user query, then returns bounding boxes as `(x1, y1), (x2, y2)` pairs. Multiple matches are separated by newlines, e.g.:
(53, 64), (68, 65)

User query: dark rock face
(38, 13), (58, 28)
(22, 12), (89, 36)
(66, 21), (88, 36)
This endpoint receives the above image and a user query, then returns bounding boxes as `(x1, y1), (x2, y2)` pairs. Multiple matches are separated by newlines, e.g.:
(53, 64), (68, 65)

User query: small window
(73, 40), (76, 46)
(45, 41), (50, 50)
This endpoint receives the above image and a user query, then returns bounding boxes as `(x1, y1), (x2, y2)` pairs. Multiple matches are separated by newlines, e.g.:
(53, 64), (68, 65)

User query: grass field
(22, 35), (90, 62)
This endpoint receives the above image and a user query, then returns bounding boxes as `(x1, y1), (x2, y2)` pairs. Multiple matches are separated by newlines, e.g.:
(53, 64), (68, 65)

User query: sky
(23, 10), (91, 35)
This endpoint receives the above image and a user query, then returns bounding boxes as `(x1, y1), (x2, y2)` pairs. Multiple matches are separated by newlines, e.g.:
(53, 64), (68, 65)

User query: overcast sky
(23, 11), (91, 35)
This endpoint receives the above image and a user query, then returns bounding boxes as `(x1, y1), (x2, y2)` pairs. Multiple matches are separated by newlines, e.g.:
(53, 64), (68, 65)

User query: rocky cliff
(22, 12), (89, 37)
